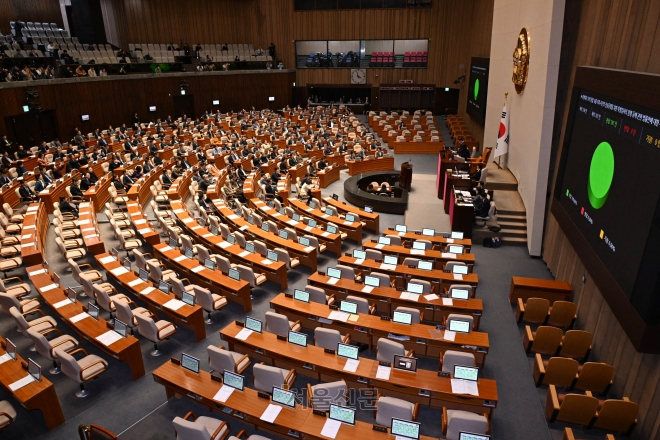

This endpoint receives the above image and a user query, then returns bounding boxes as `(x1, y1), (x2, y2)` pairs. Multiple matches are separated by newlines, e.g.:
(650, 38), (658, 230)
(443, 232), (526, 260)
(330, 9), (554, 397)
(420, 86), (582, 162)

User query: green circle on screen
(474, 78), (480, 101)
(588, 141), (614, 209)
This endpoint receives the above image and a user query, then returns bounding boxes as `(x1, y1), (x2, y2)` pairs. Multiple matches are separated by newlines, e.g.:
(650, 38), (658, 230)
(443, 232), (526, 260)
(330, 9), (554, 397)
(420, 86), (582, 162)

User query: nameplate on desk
(329, 304), (339, 310)
(323, 348), (335, 355)
(284, 293), (293, 298)
(170, 357), (181, 365)
(235, 320), (244, 327)
(257, 392), (271, 400)
(276, 335), (287, 341)
(211, 374), (223, 383)
(313, 409), (327, 417)
(379, 361), (391, 367)
(438, 371), (451, 378)
(373, 425), (388, 433)
(380, 316), (391, 321)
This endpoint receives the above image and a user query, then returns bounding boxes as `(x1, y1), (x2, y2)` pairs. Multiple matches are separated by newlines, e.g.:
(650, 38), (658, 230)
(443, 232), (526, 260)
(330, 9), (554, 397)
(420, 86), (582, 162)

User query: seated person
(472, 188), (491, 219)
(18, 179), (38, 202)
(59, 196), (79, 217)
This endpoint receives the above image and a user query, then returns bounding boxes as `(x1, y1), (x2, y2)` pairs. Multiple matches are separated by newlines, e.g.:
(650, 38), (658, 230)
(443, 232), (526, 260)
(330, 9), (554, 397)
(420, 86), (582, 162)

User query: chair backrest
(346, 296), (371, 314)
(401, 257), (418, 266)
(446, 314), (473, 332)
(394, 306), (421, 324)
(559, 330), (592, 359)
(253, 240), (268, 257)
(593, 399), (638, 432)
(445, 410), (489, 440)
(234, 231), (246, 248)
(207, 345), (238, 373)
(212, 255), (232, 274)
(27, 328), (55, 361)
(55, 348), (84, 383)
(181, 235), (195, 251)
(521, 298), (551, 324)
(365, 249), (382, 260)
(532, 326), (563, 355)
(196, 245), (210, 263)
(148, 262), (165, 283)
(172, 417), (211, 440)
(384, 235), (402, 246)
(557, 393), (599, 425)
(335, 265), (355, 280)
(547, 301), (577, 328)
(441, 350), (476, 373)
(9, 306), (32, 335)
(236, 264), (256, 287)
(314, 328), (341, 350)
(574, 362), (614, 393)
(375, 396), (414, 427)
(134, 314), (158, 342)
(409, 278), (431, 293)
(306, 285), (327, 304)
(448, 284), (473, 298)
(192, 286), (213, 311)
(253, 363), (285, 393)
(311, 380), (347, 411)
(113, 298), (137, 328)
(265, 311), (291, 337)
(133, 249), (149, 270)
(543, 357), (579, 388)
(94, 284), (114, 313)
(0, 292), (22, 315)
(376, 338), (404, 362)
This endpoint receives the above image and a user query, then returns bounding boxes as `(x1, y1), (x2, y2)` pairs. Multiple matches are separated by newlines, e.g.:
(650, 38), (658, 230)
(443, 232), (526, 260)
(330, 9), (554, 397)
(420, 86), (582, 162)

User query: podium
(400, 162), (413, 191)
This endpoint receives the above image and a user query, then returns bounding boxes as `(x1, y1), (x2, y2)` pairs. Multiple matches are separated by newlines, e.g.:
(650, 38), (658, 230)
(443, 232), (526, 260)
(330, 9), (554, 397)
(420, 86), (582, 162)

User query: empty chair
(516, 297), (551, 325)
(306, 285), (334, 305)
(0, 256), (22, 278)
(559, 330), (592, 361)
(335, 264), (357, 280)
(193, 286), (227, 323)
(314, 328), (349, 350)
(56, 347), (108, 398)
(69, 258), (104, 283)
(573, 362), (614, 394)
(547, 301), (578, 328)
(212, 255), (235, 274)
(303, 235), (326, 253)
(236, 264), (266, 293)
(265, 311), (301, 337)
(442, 408), (490, 440)
(384, 235), (402, 246)
(523, 325), (563, 356)
(113, 297), (150, 335)
(252, 363), (296, 393)
(307, 380), (347, 411)
(172, 412), (229, 440)
(446, 314), (473, 332)
(439, 350), (476, 373)
(445, 261), (467, 273)
(368, 272), (393, 288)
(207, 346), (250, 375)
(546, 385), (599, 426)
(273, 248), (300, 269)
(376, 338), (413, 363)
(94, 283), (130, 322)
(0, 276), (30, 298)
(170, 277), (197, 299)
(346, 295), (375, 315)
(374, 395), (419, 427)
(592, 398), (638, 434)
(394, 306), (422, 323)
(10, 306), (56, 350)
(135, 313), (178, 356)
(0, 291), (40, 315)
(133, 249), (161, 272)
(27, 327), (78, 374)
(148, 260), (177, 283)
(80, 273), (115, 300)
(365, 249), (382, 260)
(0, 401), (16, 430)
(448, 284), (474, 299)
(533, 355), (579, 388)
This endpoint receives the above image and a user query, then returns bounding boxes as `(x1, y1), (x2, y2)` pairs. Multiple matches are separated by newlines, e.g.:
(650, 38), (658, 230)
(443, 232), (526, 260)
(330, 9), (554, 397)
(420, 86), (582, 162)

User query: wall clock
(351, 69), (366, 84)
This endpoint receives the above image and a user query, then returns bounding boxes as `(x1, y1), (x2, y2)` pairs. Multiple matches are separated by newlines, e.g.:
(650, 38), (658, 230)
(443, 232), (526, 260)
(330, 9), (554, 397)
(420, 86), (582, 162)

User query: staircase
(497, 210), (528, 246)
(483, 167), (528, 247)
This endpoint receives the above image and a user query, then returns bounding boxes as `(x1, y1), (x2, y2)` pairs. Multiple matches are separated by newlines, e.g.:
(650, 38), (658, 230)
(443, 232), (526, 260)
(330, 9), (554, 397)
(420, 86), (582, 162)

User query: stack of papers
(443, 330), (456, 341)
(328, 311), (350, 322)
(361, 285), (374, 293)
(441, 253), (457, 259)
(376, 365), (391, 380)
(41, 284), (58, 292)
(259, 404), (283, 423)
(380, 263), (397, 271)
(140, 286), (155, 295)
(191, 266), (205, 273)
(343, 358), (360, 372)
(442, 298), (454, 306)
(9, 375), (36, 391)
(235, 328), (253, 340)
(164, 299), (186, 310)
(261, 259), (272, 265)
(28, 268), (46, 276)
(354, 259), (364, 265)
(238, 251), (251, 258)
(96, 330), (123, 346)
(134, 219), (147, 225)
(375, 243), (385, 249)
(0, 353), (13, 364)
(453, 274), (464, 281)
(320, 418), (342, 439)
(212, 384), (235, 403)
(446, 238), (455, 243)
(53, 298), (74, 309)
(303, 246), (315, 253)
(182, 218), (193, 223)
(128, 279), (143, 287)
(326, 277), (339, 285)
(110, 267), (130, 276)
(424, 294), (440, 301)
(451, 378), (479, 396)
(159, 246), (173, 252)
(70, 312), (89, 323)
(410, 249), (425, 255)
(218, 241), (231, 249)
(400, 292), (420, 301)
(174, 255), (187, 262)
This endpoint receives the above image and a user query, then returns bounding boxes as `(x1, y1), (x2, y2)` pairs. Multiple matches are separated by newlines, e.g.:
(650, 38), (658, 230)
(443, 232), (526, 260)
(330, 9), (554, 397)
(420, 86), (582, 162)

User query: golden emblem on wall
(512, 27), (530, 94)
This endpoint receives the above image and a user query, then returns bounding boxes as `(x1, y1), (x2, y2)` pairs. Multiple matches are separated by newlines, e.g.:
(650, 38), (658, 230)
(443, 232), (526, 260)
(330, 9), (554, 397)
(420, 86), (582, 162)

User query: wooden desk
(27, 265), (145, 380)
(38, 172), (78, 214)
(251, 199), (342, 258)
(347, 157), (395, 176)
(170, 200), (289, 290)
(153, 243), (253, 313)
(288, 198), (363, 245)
(443, 174), (472, 214)
(509, 277), (573, 305)
(323, 197), (379, 233)
(19, 203), (47, 266)
(393, 141), (444, 154)
(83, 173), (112, 213)
(382, 229), (472, 249)
(126, 201), (161, 245)
(0, 335), (65, 430)
(437, 159), (470, 199)
(270, 294), (489, 366)
(307, 272), (483, 329)
(221, 323), (497, 413)
(78, 202), (106, 254)
(363, 241), (475, 272)
(126, 162), (175, 202)
(327, 153), (346, 169)
(317, 166), (340, 188)
(96, 253), (207, 341)
(449, 190), (474, 240)
(337, 256), (479, 294)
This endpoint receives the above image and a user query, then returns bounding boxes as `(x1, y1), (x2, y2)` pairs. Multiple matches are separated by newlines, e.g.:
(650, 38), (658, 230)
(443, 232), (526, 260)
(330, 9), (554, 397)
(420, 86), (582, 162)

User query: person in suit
(161, 169), (173, 188)
(122, 170), (135, 188)
(38, 141), (50, 153)
(375, 147), (385, 158)
(40, 169), (53, 185)
(70, 177), (85, 198)
(111, 173), (126, 193)
(0, 169), (12, 186)
(34, 175), (47, 193)
(1, 136), (11, 149)
(318, 158), (328, 170)
(16, 145), (29, 159)
(1, 152), (11, 168)
(470, 163), (484, 187)
(80, 173), (93, 191)
(287, 155), (297, 167)
(278, 157), (288, 173)
(59, 196), (79, 217)
(18, 179), (38, 202)
(235, 164), (247, 182)
(227, 150), (241, 165)
(457, 137), (470, 160)
(472, 188), (490, 218)
(15, 160), (27, 177)
(52, 160), (65, 178)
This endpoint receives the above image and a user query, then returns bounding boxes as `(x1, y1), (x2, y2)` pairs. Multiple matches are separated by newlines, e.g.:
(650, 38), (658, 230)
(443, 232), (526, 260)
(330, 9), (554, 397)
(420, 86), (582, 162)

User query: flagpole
(495, 92), (508, 170)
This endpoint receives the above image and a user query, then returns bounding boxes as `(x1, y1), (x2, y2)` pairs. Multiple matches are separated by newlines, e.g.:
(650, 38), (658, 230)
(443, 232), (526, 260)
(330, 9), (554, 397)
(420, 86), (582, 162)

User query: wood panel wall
(0, 0), (63, 35)
(544, 1), (660, 438)
(0, 71), (295, 144)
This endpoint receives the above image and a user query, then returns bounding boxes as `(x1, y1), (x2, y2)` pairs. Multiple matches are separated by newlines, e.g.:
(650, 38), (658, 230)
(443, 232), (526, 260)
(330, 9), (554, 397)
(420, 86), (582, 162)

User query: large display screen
(556, 88), (660, 322)
(466, 57), (489, 124)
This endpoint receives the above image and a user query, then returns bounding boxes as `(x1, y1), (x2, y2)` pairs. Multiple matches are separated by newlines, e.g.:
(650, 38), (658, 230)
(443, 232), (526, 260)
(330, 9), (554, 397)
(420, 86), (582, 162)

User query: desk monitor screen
(181, 353), (200, 374)
(204, 258), (215, 270)
(308, 201), (316, 209)
(339, 300), (358, 314)
(261, 223), (269, 232)
(393, 355), (418, 373)
(450, 288), (470, 300)
(412, 241), (426, 250)
(227, 234), (236, 245)
(329, 404), (356, 425)
(326, 224), (338, 234)
(345, 213), (356, 223)
(449, 245), (464, 254)
(158, 281), (171, 294)
(88, 303), (100, 320)
(293, 213), (301, 222)
(169, 237), (178, 248)
(299, 237), (310, 247)
(391, 418), (421, 440)
(422, 228), (435, 237)
(451, 231), (464, 239)
(245, 242), (255, 254)
(454, 365), (479, 381)
(182, 291), (195, 306)
(272, 386), (296, 408)
(27, 358), (42, 382)
(245, 317), (262, 333)
(407, 282), (424, 294)
(288, 330), (307, 347)
(211, 226), (219, 236)
(123, 257), (132, 270)
(327, 267), (341, 279)
(325, 208), (333, 216)
(293, 289), (310, 303)
(449, 319), (471, 333)
(278, 230), (288, 240)
(417, 260), (433, 271)
(279, 207), (286, 216)
(110, 247), (119, 259)
(139, 268), (149, 282)
(52, 272), (60, 288)
(452, 264), (468, 275)
(67, 287), (77, 303)
(267, 250), (279, 262)
(459, 433), (489, 440)
(308, 219), (317, 228)
(353, 249), (366, 260)
(395, 224), (407, 233)
(228, 268), (240, 281)
(393, 311), (412, 325)
(364, 275), (380, 287)
(184, 247), (194, 259)
(364, 206), (373, 213)
(114, 319), (127, 337)
(378, 236), (391, 246)
(223, 370), (244, 391)
(337, 343), (359, 360)
(198, 217), (206, 227)
(6, 338), (16, 360)
(247, 215), (254, 225)
(384, 255), (398, 266)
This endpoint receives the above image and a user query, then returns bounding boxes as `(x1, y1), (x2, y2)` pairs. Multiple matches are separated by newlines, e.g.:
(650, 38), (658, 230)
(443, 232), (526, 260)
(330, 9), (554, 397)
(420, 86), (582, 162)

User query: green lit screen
(466, 57), (489, 124)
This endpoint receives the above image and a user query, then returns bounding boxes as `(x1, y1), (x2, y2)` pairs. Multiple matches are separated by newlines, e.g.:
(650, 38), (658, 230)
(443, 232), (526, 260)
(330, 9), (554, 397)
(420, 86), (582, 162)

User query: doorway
(4, 110), (58, 148)
(173, 95), (195, 119)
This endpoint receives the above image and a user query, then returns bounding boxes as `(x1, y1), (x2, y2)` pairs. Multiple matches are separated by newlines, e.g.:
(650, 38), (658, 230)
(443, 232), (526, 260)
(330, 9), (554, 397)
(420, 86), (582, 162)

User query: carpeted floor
(0, 115), (623, 440)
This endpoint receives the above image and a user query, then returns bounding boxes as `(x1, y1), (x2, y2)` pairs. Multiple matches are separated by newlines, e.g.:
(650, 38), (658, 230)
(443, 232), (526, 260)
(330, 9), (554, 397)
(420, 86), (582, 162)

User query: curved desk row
(346, 157), (395, 176)
(19, 203), (47, 266)
(382, 229), (472, 248)
(288, 198), (362, 245)
(362, 241), (476, 272)
(322, 197), (379, 233)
